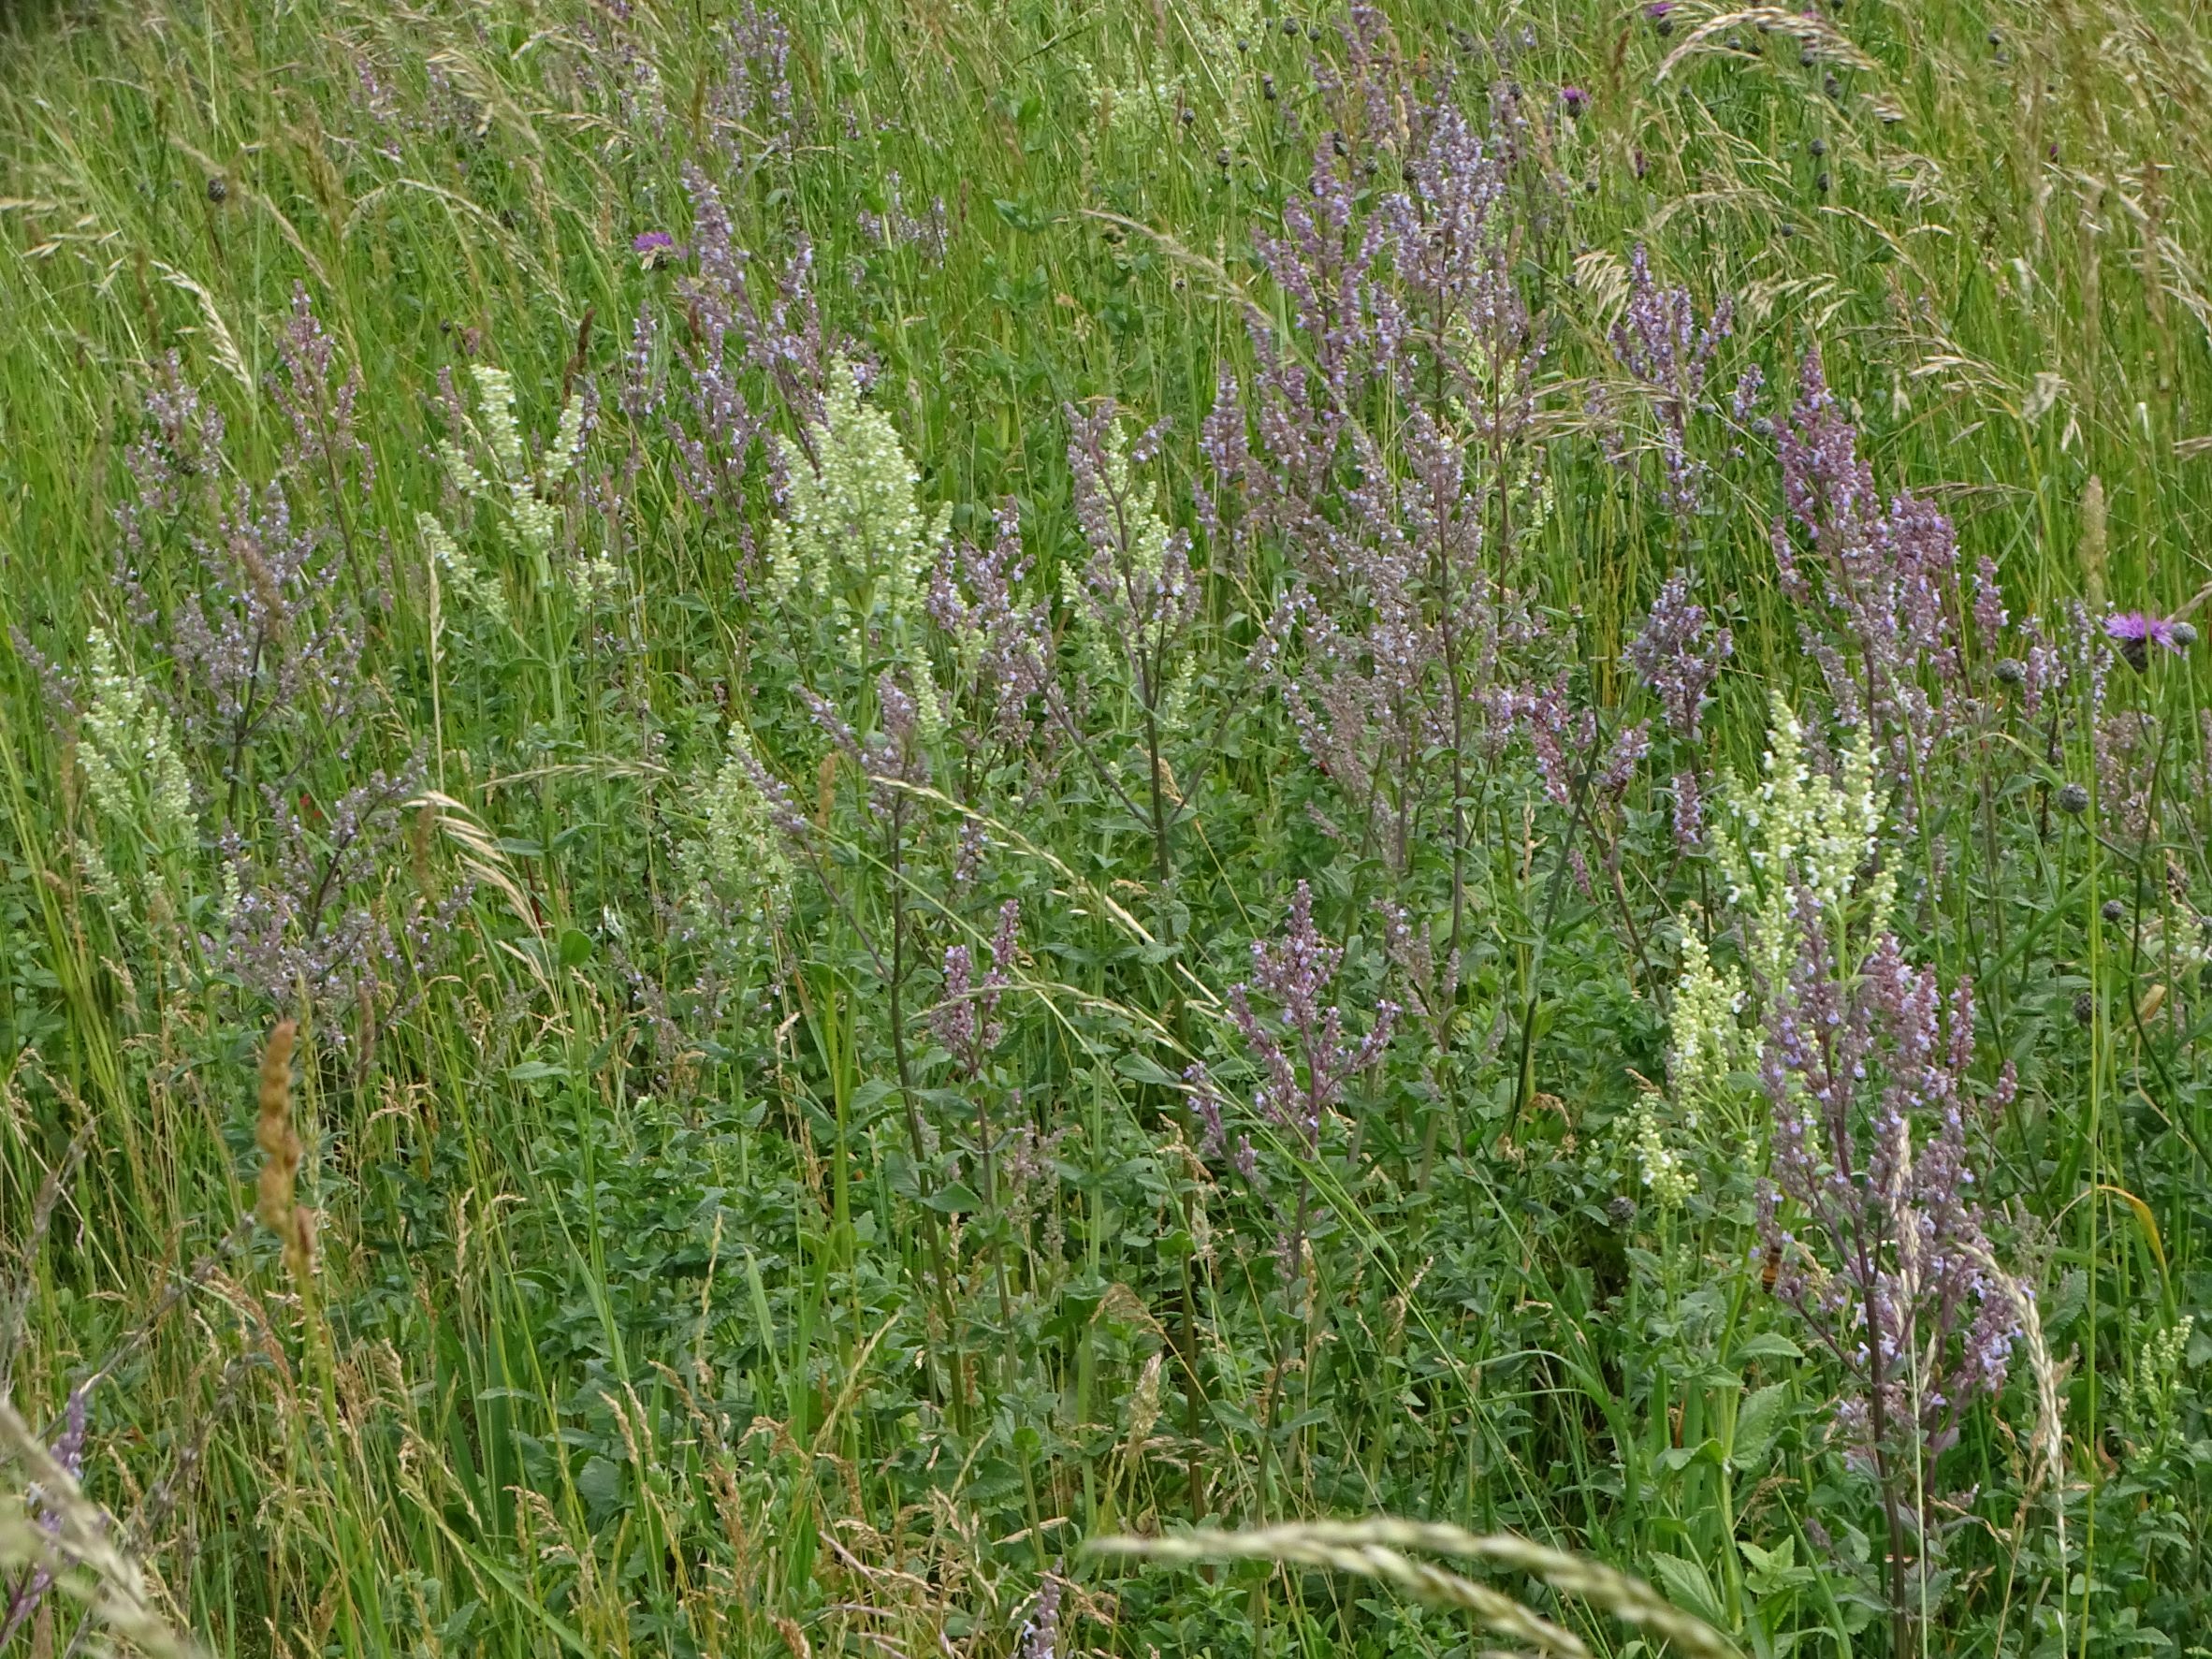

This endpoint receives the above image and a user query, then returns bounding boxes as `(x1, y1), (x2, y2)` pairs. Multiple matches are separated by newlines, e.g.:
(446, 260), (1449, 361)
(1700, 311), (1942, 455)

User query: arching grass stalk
(1088, 1516), (1742, 1659)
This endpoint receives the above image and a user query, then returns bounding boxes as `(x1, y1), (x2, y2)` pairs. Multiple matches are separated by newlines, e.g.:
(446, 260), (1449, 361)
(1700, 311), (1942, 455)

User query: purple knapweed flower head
(2104, 610), (2186, 670)
(632, 230), (680, 267)
(1560, 85), (1590, 116)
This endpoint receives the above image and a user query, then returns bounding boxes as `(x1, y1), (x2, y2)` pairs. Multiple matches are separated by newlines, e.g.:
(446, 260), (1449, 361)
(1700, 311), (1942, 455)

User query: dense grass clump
(3, 0), (2211, 1652)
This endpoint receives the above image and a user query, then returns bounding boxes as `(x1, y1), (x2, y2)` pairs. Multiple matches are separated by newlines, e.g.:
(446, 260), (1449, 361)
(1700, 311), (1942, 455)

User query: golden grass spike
(2080, 475), (2108, 612)
(254, 1019), (301, 1237)
(284, 1205), (319, 1286)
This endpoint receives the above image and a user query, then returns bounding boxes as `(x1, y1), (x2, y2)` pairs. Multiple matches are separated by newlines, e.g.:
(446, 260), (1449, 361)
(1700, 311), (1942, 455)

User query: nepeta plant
(1628, 571), (1731, 744)
(212, 764), (460, 1018)
(1713, 695), (1893, 994)
(1225, 25), (1552, 968)
(704, 3), (799, 171)
(1771, 350), (1967, 789)
(112, 358), (368, 799)
(934, 899), (1024, 1339)
(927, 501), (1054, 749)
(1680, 698), (2021, 1654)
(1600, 244), (1733, 517)
(269, 282), (373, 519)
(768, 360), (947, 734)
(1059, 402), (1201, 910)
(432, 361), (603, 595)
(678, 721), (795, 983)
(0, 1383), (89, 1645)
(1758, 915), (2018, 1657)
(932, 899), (1020, 1084)
(642, 163), (825, 545)
(68, 625), (196, 901)
(1226, 882), (1398, 1268)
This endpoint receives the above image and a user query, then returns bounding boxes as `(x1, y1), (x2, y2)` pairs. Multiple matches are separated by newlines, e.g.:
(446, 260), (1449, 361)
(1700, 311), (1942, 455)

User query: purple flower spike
(2104, 610), (2184, 670)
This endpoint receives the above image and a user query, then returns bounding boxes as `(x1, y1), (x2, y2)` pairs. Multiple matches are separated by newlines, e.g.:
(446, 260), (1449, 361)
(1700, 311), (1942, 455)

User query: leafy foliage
(3, 0), (2212, 1655)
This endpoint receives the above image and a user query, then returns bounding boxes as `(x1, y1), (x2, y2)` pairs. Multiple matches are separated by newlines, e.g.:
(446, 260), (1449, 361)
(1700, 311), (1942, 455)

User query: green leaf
(928, 1182), (982, 1214)
(1739, 1536), (1814, 1598)
(557, 926), (593, 968)
(1731, 1382), (1790, 1475)
(1734, 1332), (1804, 1362)
(1658, 1437), (1723, 1472)
(1645, 1551), (1729, 1629)
(577, 1454), (625, 1511)
(1113, 1050), (1183, 1088)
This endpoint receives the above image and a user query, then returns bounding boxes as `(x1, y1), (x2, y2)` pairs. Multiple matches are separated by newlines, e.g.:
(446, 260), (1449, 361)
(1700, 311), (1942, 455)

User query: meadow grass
(2, 0), (2210, 1653)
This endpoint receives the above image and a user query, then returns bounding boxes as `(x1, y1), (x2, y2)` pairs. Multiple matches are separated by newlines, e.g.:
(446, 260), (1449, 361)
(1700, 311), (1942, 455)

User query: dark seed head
(1993, 656), (2027, 685)
(2103, 899), (2128, 924)
(2058, 782), (2091, 815)
(1816, 171), (1831, 192)
(1607, 1195), (1637, 1227)
(206, 175), (228, 203)
(1810, 138), (1827, 156)
(2074, 990), (2096, 1026)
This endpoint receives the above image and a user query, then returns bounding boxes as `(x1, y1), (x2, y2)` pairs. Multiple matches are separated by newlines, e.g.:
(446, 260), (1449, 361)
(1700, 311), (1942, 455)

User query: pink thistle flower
(2104, 609), (2186, 670)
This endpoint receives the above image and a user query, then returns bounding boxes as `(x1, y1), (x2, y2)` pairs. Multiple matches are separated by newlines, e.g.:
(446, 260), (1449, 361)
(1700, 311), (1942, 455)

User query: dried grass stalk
(0, 1398), (201, 1658)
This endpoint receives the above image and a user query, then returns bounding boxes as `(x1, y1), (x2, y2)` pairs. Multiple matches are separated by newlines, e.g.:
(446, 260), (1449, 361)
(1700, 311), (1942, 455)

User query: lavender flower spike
(1229, 882), (1397, 1155)
(0, 1382), (92, 1645)
(1628, 571), (1732, 741)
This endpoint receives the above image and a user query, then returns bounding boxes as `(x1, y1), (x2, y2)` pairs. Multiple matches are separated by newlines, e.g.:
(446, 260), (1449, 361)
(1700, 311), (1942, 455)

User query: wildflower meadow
(2, 0), (2210, 1653)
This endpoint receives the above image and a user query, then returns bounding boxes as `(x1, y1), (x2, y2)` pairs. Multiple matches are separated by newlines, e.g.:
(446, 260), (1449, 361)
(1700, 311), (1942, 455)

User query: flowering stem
(1509, 712), (1608, 1125)
(874, 794), (968, 1432)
